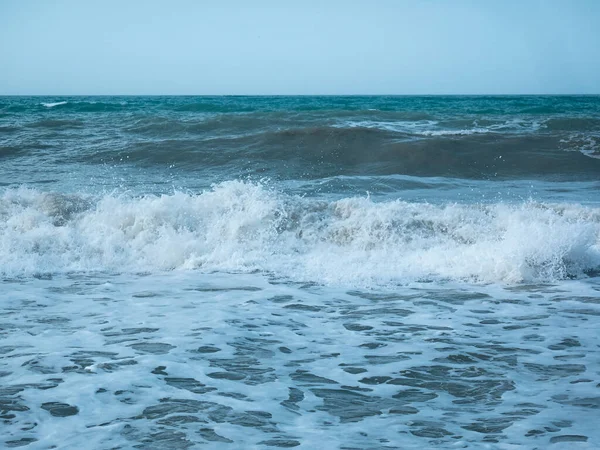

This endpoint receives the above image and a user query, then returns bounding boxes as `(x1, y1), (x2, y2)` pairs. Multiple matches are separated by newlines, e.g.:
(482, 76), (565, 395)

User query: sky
(1, 0), (599, 95)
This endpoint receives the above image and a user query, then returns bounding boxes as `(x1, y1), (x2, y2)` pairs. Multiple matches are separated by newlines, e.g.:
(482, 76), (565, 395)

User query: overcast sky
(1, 0), (599, 95)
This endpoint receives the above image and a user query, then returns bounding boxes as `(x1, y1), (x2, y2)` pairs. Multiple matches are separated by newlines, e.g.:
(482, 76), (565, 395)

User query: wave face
(1, 182), (599, 284)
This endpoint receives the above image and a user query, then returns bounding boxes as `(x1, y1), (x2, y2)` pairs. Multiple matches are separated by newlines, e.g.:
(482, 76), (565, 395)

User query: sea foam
(1, 181), (598, 285)
(41, 101), (68, 108)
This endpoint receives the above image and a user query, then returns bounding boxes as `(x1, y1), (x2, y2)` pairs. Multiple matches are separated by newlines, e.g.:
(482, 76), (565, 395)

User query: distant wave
(27, 119), (84, 129)
(338, 118), (547, 136)
(1, 96), (598, 183)
(77, 125), (600, 180)
(1, 182), (599, 285)
(41, 101), (68, 108)
(419, 128), (491, 136)
(36, 101), (129, 112)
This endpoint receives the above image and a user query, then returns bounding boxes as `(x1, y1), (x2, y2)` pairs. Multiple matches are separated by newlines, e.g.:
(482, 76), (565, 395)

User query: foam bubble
(0, 182), (598, 285)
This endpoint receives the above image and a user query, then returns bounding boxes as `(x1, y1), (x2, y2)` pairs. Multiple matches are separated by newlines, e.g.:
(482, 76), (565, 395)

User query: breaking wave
(41, 101), (68, 108)
(1, 181), (599, 285)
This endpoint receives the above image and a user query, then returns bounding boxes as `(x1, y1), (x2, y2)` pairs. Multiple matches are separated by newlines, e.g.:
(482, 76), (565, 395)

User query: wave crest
(1, 182), (599, 285)
(41, 101), (68, 108)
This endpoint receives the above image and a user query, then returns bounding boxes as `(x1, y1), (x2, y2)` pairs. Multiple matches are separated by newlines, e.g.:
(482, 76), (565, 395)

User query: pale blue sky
(1, 0), (599, 95)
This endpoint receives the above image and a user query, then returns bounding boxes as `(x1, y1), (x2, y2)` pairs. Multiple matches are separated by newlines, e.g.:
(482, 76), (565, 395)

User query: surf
(1, 181), (598, 285)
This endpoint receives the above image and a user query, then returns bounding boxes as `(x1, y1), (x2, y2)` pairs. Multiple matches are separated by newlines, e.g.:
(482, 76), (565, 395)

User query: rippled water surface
(2, 273), (599, 449)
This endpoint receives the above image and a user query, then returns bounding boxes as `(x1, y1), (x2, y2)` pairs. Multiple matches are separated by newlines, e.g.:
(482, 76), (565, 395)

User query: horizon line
(1, 93), (600, 97)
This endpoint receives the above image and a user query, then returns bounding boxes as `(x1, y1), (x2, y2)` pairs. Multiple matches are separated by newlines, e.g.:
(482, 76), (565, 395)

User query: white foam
(0, 182), (599, 285)
(560, 133), (600, 159)
(338, 118), (546, 137)
(2, 270), (598, 448)
(41, 101), (68, 108)
(336, 119), (439, 134)
(418, 127), (490, 136)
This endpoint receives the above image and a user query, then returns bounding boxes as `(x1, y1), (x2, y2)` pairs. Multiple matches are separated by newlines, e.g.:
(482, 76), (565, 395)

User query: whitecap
(1, 182), (599, 285)
(41, 101), (68, 108)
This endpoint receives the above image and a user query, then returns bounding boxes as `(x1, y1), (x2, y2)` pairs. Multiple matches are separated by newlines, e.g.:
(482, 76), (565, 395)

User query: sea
(1, 96), (599, 449)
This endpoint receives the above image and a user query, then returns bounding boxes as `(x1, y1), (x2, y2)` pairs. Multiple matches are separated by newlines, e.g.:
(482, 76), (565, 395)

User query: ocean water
(1, 95), (599, 449)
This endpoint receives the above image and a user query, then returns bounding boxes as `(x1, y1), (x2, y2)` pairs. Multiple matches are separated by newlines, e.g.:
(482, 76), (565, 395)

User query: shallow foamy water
(1, 271), (598, 449)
